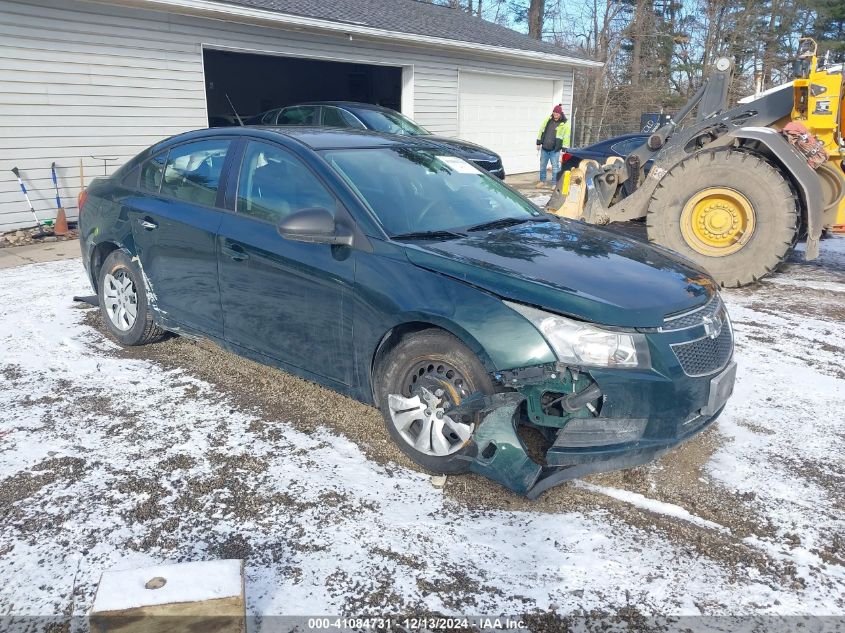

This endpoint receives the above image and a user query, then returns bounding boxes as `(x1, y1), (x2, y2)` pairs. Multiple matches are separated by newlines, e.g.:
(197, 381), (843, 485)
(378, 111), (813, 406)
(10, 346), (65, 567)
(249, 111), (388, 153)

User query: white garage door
(459, 71), (556, 175)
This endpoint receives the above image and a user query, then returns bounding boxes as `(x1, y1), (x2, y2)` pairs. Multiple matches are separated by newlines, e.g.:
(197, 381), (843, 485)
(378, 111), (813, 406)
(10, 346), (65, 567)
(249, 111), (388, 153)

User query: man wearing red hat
(536, 104), (570, 187)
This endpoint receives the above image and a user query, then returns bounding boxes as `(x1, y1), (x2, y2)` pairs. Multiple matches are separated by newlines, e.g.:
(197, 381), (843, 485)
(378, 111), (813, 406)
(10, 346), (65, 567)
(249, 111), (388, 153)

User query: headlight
(505, 301), (651, 369)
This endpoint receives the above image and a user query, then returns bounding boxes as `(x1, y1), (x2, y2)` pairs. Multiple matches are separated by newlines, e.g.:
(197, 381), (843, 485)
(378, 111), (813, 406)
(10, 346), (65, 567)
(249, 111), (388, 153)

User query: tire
(97, 249), (166, 346)
(647, 150), (799, 287)
(374, 329), (494, 474)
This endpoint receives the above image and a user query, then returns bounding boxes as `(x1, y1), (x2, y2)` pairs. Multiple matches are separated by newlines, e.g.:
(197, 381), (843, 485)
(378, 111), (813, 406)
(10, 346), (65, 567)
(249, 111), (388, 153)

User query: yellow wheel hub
(680, 187), (756, 257)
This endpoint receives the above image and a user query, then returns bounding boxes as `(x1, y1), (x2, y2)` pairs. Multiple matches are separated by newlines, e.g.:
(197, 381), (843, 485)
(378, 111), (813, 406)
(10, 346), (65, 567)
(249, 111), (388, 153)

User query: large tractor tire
(647, 150), (799, 287)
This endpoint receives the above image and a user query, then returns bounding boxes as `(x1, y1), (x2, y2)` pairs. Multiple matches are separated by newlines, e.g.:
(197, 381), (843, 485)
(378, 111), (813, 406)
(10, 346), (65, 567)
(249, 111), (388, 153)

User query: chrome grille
(662, 295), (723, 331)
(671, 325), (733, 377)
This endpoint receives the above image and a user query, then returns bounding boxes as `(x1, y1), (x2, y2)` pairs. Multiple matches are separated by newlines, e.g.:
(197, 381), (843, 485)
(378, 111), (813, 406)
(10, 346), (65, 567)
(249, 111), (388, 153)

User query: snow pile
(0, 237), (843, 624)
(92, 559), (243, 612)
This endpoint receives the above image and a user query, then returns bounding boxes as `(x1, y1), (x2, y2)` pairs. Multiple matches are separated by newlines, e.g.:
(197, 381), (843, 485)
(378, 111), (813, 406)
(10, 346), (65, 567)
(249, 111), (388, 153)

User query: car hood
(420, 135), (500, 161)
(404, 220), (715, 328)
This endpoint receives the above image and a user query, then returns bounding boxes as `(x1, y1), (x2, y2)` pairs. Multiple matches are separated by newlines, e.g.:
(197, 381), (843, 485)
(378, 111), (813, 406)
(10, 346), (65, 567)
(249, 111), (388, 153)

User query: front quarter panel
(352, 239), (555, 402)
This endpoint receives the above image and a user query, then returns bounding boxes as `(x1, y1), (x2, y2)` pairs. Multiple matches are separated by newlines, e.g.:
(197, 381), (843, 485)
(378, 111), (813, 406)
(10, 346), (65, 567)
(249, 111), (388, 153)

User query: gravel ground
(1, 234), (843, 631)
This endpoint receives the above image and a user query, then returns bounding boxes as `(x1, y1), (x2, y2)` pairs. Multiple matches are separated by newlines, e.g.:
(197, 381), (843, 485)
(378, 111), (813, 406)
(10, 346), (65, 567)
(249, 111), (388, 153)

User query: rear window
(610, 137), (647, 156)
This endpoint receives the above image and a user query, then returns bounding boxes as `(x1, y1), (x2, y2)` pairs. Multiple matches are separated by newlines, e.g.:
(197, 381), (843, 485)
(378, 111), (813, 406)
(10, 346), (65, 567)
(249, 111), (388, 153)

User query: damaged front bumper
(456, 360), (735, 499)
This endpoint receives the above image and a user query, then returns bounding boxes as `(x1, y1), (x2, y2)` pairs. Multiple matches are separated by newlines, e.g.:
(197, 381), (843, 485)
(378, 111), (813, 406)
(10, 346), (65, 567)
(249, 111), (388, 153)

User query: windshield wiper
(466, 216), (545, 232)
(391, 229), (465, 241)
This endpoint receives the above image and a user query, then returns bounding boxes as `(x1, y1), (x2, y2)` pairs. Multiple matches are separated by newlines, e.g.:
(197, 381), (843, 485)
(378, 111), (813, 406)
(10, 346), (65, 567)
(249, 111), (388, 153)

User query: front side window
(349, 108), (429, 136)
(161, 139), (230, 206)
(323, 147), (539, 235)
(277, 106), (318, 126)
(140, 152), (167, 193)
(321, 106), (350, 128)
(236, 140), (335, 224)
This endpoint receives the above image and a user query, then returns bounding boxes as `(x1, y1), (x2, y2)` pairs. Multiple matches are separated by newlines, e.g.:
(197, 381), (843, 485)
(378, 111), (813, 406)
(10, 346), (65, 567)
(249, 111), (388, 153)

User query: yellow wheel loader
(548, 39), (845, 287)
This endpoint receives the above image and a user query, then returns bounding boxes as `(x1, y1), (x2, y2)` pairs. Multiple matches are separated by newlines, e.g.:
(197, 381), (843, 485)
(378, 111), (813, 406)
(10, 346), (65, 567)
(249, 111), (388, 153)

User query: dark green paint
(466, 393), (543, 497)
(80, 127), (734, 498)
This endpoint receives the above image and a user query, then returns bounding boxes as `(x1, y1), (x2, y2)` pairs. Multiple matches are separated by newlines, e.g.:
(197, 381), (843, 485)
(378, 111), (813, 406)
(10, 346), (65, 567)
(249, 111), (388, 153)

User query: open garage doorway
(203, 49), (403, 127)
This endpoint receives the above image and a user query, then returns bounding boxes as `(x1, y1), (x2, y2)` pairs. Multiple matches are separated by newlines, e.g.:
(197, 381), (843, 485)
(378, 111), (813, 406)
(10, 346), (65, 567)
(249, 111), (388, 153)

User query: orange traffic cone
(54, 206), (68, 236)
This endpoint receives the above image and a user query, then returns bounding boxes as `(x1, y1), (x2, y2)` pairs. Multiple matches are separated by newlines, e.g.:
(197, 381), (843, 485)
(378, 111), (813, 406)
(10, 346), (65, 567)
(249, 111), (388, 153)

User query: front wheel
(374, 329), (494, 474)
(646, 150), (799, 287)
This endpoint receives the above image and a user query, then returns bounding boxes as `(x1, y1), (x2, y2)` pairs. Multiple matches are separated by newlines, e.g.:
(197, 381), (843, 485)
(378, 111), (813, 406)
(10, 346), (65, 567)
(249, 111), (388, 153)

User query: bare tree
(528, 0), (545, 39)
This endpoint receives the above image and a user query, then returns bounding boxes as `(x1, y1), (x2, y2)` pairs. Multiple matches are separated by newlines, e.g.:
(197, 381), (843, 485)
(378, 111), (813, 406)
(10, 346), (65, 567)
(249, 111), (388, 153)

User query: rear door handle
(138, 218), (158, 230)
(222, 243), (249, 262)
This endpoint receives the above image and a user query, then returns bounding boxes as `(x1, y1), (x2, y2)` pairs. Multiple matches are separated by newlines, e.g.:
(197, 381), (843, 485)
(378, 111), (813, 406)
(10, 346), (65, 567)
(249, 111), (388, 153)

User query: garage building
(0, 0), (599, 231)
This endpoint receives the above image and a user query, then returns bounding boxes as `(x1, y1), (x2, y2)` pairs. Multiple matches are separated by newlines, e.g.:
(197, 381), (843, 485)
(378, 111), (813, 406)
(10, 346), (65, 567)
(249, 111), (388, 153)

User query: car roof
(600, 133), (649, 143)
(581, 132), (649, 150)
(153, 126), (417, 152)
(284, 101), (395, 113)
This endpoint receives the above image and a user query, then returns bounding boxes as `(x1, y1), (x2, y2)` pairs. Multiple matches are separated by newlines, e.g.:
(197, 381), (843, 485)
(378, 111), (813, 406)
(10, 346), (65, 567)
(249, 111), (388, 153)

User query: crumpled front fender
(456, 391), (669, 500)
(456, 392), (542, 497)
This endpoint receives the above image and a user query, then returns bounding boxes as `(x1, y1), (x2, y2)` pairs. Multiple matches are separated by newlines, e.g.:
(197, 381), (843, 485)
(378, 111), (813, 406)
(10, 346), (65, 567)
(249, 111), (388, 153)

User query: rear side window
(161, 139), (231, 207)
(140, 152), (167, 192)
(236, 140), (335, 224)
(120, 164), (141, 189)
(261, 110), (280, 124)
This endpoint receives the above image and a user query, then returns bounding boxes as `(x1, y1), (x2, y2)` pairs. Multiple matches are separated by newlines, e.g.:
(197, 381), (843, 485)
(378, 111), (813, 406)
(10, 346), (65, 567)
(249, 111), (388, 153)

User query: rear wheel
(97, 250), (166, 346)
(374, 329), (494, 474)
(647, 150), (798, 287)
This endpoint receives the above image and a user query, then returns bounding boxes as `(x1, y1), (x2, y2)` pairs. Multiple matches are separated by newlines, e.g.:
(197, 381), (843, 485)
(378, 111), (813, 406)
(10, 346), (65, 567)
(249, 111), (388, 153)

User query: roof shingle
(218, 0), (591, 62)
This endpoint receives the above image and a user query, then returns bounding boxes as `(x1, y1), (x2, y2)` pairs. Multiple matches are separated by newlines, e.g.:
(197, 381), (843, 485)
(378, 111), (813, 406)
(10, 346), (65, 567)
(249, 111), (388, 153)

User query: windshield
(322, 147), (542, 236)
(350, 109), (429, 136)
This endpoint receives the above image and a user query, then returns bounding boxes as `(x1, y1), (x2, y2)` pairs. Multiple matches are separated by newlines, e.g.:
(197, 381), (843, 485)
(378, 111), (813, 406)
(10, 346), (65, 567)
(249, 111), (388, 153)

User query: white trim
(553, 79), (563, 106)
(201, 42), (406, 68)
(457, 65), (569, 82)
(199, 41), (209, 125)
(456, 67), (462, 136)
(108, 0), (603, 68)
(401, 65), (415, 118)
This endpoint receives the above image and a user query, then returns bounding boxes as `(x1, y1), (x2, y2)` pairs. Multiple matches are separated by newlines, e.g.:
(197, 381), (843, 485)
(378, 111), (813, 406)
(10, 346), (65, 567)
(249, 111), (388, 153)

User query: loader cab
(791, 39), (844, 155)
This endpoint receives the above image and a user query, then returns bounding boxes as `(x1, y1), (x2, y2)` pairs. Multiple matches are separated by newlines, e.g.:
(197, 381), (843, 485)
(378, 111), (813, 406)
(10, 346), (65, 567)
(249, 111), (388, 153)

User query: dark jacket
(536, 115), (571, 152)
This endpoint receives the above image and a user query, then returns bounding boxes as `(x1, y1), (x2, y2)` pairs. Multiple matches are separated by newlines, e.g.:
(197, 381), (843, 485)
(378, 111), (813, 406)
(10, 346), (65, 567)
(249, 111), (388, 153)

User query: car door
(127, 137), (233, 338)
(217, 138), (355, 386)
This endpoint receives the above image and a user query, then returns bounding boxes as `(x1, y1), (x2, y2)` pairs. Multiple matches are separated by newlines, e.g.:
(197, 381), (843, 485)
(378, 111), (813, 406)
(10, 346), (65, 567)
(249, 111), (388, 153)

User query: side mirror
(277, 207), (353, 246)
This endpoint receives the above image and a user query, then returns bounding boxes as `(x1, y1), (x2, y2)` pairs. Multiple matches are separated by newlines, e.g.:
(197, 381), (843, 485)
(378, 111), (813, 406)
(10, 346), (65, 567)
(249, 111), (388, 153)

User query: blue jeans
(539, 149), (561, 182)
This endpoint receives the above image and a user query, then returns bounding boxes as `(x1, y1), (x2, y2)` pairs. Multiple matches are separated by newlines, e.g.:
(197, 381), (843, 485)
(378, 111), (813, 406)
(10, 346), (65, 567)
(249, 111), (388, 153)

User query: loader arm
(546, 51), (838, 286)
(554, 77), (797, 222)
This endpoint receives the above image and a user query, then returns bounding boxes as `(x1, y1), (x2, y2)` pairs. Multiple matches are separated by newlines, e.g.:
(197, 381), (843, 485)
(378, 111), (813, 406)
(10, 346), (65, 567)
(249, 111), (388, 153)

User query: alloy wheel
(103, 271), (138, 331)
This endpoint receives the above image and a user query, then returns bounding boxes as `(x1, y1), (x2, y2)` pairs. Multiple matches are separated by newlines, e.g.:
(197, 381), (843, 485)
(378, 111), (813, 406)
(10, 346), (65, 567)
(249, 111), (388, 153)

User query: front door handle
(222, 243), (249, 262)
(138, 218), (158, 230)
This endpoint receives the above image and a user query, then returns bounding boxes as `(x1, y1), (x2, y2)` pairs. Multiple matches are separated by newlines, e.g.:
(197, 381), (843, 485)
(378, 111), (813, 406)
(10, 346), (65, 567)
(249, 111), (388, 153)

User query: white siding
(0, 0), (581, 231)
(459, 70), (572, 174)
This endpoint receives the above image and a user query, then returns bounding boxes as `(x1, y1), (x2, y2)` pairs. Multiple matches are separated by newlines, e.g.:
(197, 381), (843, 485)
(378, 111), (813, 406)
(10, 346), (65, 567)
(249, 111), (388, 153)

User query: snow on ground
(573, 482), (730, 534)
(1, 236), (844, 629)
